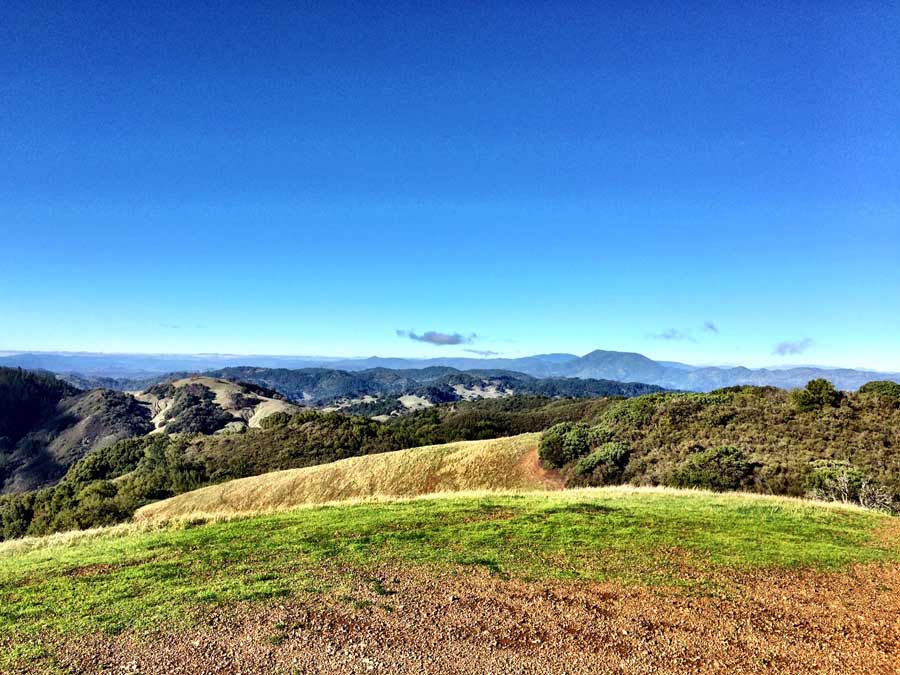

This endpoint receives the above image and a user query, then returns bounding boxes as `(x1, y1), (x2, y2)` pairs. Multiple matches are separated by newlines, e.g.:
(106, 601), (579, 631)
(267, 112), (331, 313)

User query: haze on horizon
(2, 1), (898, 371)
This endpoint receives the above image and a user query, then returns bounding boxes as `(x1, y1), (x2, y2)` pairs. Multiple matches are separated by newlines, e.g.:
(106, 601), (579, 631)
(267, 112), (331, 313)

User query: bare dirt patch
(517, 447), (565, 491)
(46, 562), (900, 675)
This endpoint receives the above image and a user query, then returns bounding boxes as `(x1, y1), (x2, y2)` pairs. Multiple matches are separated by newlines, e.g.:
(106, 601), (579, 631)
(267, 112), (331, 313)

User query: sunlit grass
(2, 488), (895, 661)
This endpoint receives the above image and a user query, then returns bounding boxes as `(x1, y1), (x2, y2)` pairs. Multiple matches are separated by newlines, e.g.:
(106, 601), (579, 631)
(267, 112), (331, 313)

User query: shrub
(539, 422), (592, 467)
(805, 459), (896, 513)
(259, 411), (291, 429)
(790, 379), (841, 412)
(671, 445), (753, 491)
(806, 459), (867, 503)
(858, 481), (897, 513)
(587, 425), (615, 446)
(859, 381), (900, 407)
(572, 442), (630, 486)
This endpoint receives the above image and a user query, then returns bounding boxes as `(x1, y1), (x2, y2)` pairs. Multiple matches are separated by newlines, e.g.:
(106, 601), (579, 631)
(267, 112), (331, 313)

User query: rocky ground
(45, 562), (900, 675)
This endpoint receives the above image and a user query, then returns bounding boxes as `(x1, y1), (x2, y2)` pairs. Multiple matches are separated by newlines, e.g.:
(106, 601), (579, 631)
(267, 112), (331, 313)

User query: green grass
(0, 488), (897, 670)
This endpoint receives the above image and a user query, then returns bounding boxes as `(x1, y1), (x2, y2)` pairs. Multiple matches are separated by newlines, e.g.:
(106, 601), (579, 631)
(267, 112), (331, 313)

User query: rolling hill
(133, 376), (301, 434)
(0, 371), (301, 496)
(0, 368), (153, 494)
(205, 366), (665, 412)
(134, 433), (556, 521)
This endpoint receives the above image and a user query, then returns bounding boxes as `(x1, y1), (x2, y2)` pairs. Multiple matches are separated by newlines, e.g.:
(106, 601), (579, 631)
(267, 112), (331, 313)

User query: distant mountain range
(1, 350), (897, 391)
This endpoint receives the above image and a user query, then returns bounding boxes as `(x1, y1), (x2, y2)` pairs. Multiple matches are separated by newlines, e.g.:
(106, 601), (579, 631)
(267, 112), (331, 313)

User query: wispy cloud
(649, 329), (696, 342)
(772, 338), (814, 356)
(464, 348), (500, 357)
(702, 321), (719, 334)
(396, 329), (477, 346)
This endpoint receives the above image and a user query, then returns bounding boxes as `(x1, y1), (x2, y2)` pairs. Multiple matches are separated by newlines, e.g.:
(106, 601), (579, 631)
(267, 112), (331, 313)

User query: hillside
(3, 383), (900, 540)
(137, 380), (900, 521)
(0, 372), (301, 498)
(188, 366), (665, 413)
(133, 376), (301, 433)
(0, 368), (153, 494)
(537, 382), (900, 503)
(2, 490), (898, 674)
(0, 396), (606, 540)
(135, 433), (555, 520)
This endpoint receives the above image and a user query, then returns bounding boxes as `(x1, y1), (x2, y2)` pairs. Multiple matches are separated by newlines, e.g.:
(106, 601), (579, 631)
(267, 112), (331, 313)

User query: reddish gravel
(40, 562), (900, 675)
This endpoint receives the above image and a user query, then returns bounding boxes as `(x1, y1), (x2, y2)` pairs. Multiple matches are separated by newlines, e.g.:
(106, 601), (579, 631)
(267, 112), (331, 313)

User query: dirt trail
(518, 447), (565, 490)
(49, 562), (900, 675)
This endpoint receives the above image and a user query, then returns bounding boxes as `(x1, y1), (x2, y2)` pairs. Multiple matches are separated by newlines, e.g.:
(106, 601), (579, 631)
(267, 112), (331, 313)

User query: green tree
(671, 445), (753, 491)
(790, 379), (841, 412)
(572, 442), (630, 486)
(858, 381), (900, 407)
(539, 422), (593, 467)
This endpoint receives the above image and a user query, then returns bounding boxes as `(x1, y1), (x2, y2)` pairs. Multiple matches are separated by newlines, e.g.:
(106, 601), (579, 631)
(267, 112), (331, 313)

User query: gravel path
(49, 562), (900, 675)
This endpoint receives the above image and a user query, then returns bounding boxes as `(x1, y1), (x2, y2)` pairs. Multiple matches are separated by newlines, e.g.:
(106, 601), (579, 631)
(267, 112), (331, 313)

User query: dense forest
(0, 368), (78, 451)
(538, 379), (900, 512)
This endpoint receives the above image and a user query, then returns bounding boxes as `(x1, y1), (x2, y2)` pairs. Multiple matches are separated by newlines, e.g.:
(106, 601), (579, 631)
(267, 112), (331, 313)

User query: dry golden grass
(135, 432), (557, 521)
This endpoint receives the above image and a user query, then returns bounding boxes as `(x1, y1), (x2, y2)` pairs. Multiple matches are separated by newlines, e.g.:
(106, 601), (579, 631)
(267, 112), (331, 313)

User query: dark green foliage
(258, 411), (291, 429)
(671, 445), (754, 491)
(859, 380), (900, 407)
(806, 460), (867, 502)
(0, 368), (77, 450)
(539, 422), (590, 467)
(572, 442), (630, 486)
(791, 378), (842, 412)
(208, 366), (665, 406)
(342, 398), (405, 417)
(542, 385), (900, 501)
(163, 384), (236, 434)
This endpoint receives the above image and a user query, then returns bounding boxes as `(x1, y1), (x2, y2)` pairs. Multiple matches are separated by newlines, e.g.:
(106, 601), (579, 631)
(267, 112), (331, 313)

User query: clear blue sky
(2, 1), (898, 369)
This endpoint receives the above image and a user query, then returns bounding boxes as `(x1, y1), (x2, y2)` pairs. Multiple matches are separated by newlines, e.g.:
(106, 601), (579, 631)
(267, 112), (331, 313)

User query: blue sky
(1, 1), (899, 369)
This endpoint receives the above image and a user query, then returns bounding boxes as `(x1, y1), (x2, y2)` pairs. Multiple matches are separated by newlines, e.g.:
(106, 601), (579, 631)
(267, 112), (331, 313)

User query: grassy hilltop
(2, 488), (898, 674)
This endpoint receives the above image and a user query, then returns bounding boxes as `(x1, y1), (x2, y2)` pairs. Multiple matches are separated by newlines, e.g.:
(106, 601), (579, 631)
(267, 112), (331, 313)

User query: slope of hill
(207, 365), (665, 411)
(3, 384), (900, 540)
(133, 376), (301, 433)
(136, 380), (900, 521)
(0, 367), (79, 448)
(538, 382), (900, 504)
(134, 433), (554, 520)
(3, 489), (898, 675)
(0, 368), (153, 494)
(0, 372), (301, 498)
(0, 397), (614, 540)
